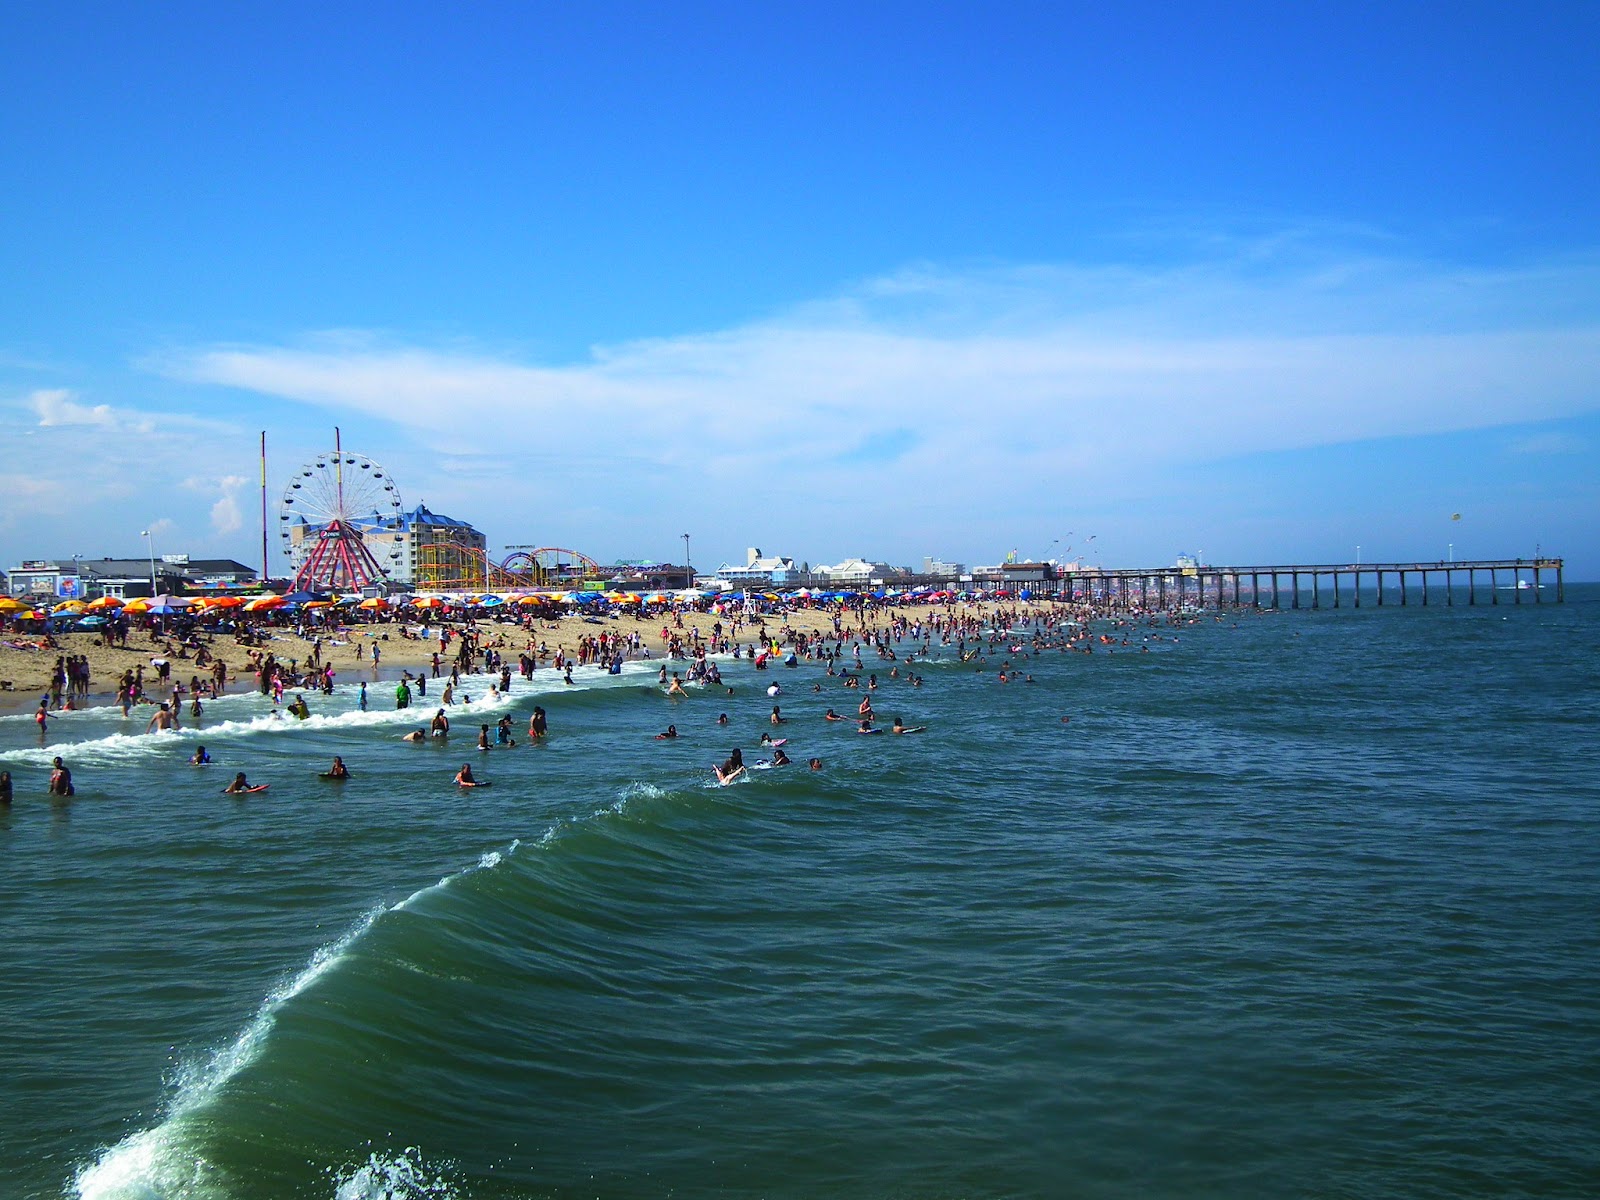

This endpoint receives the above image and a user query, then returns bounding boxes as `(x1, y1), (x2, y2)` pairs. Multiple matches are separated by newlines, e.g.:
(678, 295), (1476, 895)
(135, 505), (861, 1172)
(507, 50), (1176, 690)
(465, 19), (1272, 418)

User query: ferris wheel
(278, 431), (405, 592)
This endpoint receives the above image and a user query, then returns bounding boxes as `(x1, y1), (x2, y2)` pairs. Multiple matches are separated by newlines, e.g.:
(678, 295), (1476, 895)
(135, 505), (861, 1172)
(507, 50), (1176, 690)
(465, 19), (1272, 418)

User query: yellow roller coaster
(414, 540), (604, 591)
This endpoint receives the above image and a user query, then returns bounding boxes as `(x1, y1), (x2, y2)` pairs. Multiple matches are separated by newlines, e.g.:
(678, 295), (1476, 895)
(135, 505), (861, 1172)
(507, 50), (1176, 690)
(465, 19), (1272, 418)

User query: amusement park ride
(414, 539), (603, 592)
(279, 429), (606, 593)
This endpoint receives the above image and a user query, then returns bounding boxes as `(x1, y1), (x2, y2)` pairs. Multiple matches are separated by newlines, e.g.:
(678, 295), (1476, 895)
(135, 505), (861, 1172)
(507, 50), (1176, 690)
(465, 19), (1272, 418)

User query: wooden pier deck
(1030, 557), (1565, 609)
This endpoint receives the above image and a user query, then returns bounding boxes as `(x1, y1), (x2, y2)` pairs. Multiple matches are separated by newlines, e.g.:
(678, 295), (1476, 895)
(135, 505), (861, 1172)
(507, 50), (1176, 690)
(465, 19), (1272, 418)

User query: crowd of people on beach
(3, 589), (1239, 802)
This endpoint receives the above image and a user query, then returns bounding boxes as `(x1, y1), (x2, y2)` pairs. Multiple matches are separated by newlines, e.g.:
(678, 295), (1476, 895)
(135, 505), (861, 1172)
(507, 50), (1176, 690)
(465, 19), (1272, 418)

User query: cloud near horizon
(163, 252), (1600, 480)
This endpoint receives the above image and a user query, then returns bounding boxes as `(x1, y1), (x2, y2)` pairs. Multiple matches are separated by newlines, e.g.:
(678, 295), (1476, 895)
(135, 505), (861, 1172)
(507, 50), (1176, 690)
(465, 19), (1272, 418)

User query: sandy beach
(0, 599), (1051, 711)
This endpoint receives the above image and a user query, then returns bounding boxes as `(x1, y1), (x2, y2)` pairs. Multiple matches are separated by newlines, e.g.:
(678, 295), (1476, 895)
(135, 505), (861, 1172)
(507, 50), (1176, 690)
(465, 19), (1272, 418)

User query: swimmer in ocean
(454, 763), (490, 787)
(713, 748), (745, 785)
(190, 746), (212, 765)
(656, 724), (679, 739)
(320, 756), (350, 779)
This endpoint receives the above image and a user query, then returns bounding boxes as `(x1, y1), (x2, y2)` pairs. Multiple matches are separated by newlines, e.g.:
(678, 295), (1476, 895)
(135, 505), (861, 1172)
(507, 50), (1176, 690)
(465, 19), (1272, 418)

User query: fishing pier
(1030, 557), (1565, 609)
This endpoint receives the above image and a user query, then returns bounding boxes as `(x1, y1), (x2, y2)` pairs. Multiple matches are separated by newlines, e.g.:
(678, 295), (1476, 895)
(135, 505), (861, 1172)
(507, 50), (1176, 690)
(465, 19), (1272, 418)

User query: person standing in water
(48, 757), (75, 795)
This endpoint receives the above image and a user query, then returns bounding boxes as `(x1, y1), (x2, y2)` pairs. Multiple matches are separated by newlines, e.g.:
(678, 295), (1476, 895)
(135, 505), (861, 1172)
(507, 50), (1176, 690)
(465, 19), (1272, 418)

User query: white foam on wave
(73, 902), (386, 1200)
(73, 835), (524, 1200)
(331, 1146), (461, 1200)
(0, 689), (532, 767)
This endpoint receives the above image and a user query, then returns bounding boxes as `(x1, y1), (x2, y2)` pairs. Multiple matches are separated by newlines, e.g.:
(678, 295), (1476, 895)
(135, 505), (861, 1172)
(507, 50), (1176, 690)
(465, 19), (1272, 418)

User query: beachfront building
(603, 561), (696, 592)
(813, 557), (908, 587)
(921, 556), (966, 580)
(5, 556), (258, 601)
(971, 561), (1056, 589)
(712, 548), (806, 589)
(284, 502), (487, 588)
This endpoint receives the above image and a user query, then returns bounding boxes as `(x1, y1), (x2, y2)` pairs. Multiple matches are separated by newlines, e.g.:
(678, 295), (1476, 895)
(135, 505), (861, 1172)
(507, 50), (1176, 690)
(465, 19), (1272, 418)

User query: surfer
(454, 763), (490, 787)
(891, 717), (926, 734)
(713, 748), (745, 785)
(320, 756), (350, 780)
(222, 772), (266, 794)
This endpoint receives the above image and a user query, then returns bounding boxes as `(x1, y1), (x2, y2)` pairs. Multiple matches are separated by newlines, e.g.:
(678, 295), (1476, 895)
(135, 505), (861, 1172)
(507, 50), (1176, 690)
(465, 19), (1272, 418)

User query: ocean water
(3, 589), (1598, 1200)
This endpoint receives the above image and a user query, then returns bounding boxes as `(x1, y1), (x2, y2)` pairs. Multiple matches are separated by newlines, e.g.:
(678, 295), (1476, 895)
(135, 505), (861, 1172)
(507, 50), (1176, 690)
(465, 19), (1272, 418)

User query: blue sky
(3, 2), (1597, 577)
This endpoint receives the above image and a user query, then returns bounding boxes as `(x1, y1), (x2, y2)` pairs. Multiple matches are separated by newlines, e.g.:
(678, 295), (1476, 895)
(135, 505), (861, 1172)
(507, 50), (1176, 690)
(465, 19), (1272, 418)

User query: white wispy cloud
(30, 388), (155, 433)
(163, 253), (1600, 483)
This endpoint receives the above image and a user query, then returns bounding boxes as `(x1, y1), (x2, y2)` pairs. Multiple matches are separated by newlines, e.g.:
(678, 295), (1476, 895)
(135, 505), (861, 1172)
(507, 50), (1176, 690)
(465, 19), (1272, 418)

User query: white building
(814, 557), (905, 586)
(713, 547), (805, 588)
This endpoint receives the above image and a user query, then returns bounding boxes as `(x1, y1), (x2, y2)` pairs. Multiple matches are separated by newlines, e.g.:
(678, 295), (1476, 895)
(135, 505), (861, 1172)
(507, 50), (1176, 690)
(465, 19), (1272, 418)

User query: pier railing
(1019, 558), (1564, 609)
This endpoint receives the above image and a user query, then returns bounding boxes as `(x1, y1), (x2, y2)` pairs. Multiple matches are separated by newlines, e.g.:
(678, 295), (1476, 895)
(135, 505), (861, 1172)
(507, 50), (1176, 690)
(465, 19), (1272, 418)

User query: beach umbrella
(302, 600), (333, 609)
(411, 597), (444, 609)
(74, 615), (109, 628)
(357, 596), (389, 610)
(122, 598), (152, 613)
(479, 595), (506, 607)
(244, 595), (285, 612)
(0, 597), (32, 613)
(204, 595), (246, 608)
(85, 594), (125, 609)
(53, 600), (88, 613)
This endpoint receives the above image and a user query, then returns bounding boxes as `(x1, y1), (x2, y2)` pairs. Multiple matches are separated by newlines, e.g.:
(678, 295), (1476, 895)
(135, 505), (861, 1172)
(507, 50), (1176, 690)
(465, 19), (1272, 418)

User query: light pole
(682, 534), (691, 589)
(141, 530), (157, 596)
(1356, 545), (1361, 566)
(1448, 542), (1453, 563)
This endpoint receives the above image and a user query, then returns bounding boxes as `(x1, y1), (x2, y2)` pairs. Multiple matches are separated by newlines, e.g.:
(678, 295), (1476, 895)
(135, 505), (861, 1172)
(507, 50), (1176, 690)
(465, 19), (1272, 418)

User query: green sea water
(2, 590), (1597, 1199)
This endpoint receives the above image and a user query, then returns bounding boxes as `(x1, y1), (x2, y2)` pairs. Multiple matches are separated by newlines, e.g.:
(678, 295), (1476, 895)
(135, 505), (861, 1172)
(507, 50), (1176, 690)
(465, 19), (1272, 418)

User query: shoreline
(0, 599), (1096, 716)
